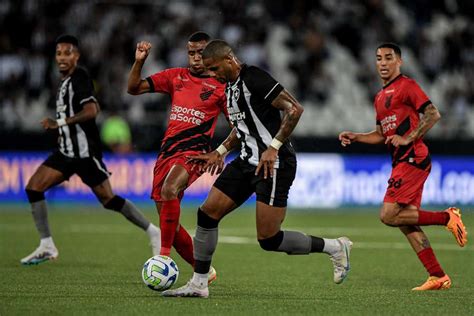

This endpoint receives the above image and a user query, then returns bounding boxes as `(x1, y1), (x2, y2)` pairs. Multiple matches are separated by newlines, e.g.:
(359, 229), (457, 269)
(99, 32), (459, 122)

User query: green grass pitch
(1, 204), (473, 315)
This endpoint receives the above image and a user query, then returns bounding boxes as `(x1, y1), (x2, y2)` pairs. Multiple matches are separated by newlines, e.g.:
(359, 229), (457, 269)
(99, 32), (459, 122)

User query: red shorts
(151, 151), (203, 202)
(383, 162), (430, 208)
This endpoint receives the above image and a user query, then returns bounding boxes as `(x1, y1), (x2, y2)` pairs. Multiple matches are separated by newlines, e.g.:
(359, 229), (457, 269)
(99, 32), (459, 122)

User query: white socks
(322, 238), (341, 255)
(146, 224), (160, 238)
(40, 236), (55, 248)
(191, 272), (208, 288)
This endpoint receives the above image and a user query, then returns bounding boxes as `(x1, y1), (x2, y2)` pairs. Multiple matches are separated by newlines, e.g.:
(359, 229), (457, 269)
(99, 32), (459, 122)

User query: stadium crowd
(0, 0), (473, 150)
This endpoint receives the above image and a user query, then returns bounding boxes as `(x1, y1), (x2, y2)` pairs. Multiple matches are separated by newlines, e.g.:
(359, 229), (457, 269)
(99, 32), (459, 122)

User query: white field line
(2, 224), (471, 251)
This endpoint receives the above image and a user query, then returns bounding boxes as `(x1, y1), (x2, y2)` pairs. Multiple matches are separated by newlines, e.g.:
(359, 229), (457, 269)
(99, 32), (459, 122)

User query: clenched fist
(135, 41), (152, 61)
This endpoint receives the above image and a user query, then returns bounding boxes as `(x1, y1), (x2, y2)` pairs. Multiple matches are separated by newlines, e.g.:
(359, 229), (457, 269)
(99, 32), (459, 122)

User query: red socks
(417, 210), (449, 226)
(173, 225), (195, 266)
(159, 199), (195, 267)
(159, 199), (180, 256)
(417, 248), (445, 277)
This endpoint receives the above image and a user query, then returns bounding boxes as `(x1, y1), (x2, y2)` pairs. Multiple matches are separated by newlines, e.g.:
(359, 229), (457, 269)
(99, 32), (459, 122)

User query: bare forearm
(406, 104), (441, 142)
(127, 60), (145, 94)
(65, 103), (98, 125)
(355, 130), (385, 144)
(222, 128), (240, 152)
(272, 90), (304, 142)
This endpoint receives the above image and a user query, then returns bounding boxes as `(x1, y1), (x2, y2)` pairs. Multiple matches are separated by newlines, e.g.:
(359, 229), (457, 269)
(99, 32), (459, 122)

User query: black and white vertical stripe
(226, 79), (282, 168)
(56, 74), (97, 158)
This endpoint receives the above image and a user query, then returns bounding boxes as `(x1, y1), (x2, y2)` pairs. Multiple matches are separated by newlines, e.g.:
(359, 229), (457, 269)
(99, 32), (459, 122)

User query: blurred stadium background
(1, 0), (474, 207)
(1, 1), (474, 314)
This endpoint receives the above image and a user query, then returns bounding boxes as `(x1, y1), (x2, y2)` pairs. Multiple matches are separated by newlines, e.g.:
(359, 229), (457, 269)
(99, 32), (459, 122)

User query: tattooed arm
(385, 103), (441, 147)
(272, 90), (304, 143)
(255, 89), (304, 178)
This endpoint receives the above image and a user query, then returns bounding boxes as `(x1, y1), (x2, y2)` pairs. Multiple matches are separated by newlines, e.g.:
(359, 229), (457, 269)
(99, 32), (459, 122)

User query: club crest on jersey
(233, 89), (240, 102)
(200, 88), (214, 101)
(175, 83), (184, 91)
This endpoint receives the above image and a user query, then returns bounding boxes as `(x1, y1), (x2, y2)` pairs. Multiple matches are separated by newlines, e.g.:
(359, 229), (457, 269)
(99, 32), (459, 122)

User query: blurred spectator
(0, 0), (473, 149)
(100, 114), (133, 154)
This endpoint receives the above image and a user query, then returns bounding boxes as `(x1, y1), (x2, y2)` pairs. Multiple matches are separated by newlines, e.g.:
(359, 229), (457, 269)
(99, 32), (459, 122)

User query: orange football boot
(412, 275), (451, 291)
(445, 207), (468, 247)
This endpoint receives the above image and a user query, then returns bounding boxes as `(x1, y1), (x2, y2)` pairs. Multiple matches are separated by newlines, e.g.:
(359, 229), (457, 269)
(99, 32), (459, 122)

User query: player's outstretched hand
(135, 41), (152, 61)
(255, 147), (278, 179)
(41, 118), (59, 130)
(339, 131), (356, 147)
(187, 151), (225, 176)
(385, 135), (411, 147)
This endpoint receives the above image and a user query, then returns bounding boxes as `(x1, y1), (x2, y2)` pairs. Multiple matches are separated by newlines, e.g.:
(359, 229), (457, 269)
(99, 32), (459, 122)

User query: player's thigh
(76, 156), (112, 202)
(91, 179), (115, 204)
(26, 164), (65, 191)
(207, 159), (255, 219)
(255, 164), (296, 209)
(161, 164), (190, 198)
(256, 201), (286, 239)
(201, 186), (239, 220)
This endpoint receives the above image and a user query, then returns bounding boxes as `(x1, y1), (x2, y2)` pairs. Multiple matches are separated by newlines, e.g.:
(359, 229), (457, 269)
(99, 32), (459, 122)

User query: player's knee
(161, 185), (179, 201)
(25, 189), (45, 203)
(379, 209), (398, 227)
(258, 231), (284, 252)
(103, 195), (126, 212)
(197, 208), (220, 229)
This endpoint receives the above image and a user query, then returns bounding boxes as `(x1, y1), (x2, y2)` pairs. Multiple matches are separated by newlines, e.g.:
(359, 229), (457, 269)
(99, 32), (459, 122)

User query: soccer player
(338, 43), (468, 290)
(21, 35), (160, 265)
(127, 32), (227, 282)
(162, 40), (353, 298)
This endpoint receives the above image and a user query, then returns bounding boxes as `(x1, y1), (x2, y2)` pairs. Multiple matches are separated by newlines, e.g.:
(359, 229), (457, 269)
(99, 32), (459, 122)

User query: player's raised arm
(127, 41), (152, 95)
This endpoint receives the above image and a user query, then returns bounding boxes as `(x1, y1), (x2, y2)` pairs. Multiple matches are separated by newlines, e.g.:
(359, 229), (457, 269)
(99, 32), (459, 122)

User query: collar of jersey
(383, 73), (403, 89)
(189, 70), (210, 79)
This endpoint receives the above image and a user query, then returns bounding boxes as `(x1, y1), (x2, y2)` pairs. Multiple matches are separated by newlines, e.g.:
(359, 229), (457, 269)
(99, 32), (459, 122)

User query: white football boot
(21, 242), (58, 265)
(162, 280), (209, 298)
(329, 237), (352, 284)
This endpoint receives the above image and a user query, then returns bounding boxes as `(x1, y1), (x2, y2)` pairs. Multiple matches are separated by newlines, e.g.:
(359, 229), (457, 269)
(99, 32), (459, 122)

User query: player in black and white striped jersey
(163, 40), (353, 298)
(21, 35), (160, 265)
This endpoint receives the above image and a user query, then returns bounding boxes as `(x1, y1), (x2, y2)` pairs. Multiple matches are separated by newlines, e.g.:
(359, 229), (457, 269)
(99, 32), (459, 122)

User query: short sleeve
(244, 66), (284, 102)
(72, 68), (96, 106)
(404, 80), (431, 113)
(218, 92), (228, 118)
(146, 68), (177, 94)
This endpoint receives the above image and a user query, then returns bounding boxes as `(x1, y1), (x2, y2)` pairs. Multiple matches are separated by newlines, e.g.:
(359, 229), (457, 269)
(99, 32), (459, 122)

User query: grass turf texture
(1, 204), (473, 315)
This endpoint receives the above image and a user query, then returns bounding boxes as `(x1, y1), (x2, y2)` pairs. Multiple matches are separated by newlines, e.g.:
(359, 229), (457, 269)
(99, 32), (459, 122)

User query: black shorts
(213, 158), (296, 208)
(42, 151), (111, 187)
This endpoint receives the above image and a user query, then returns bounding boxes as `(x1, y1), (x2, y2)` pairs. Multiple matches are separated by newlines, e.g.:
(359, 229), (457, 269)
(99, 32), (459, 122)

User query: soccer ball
(142, 255), (179, 291)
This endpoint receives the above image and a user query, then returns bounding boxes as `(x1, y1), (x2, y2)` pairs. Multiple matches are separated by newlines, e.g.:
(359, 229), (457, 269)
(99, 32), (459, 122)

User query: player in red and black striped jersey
(339, 43), (468, 290)
(127, 32), (227, 281)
